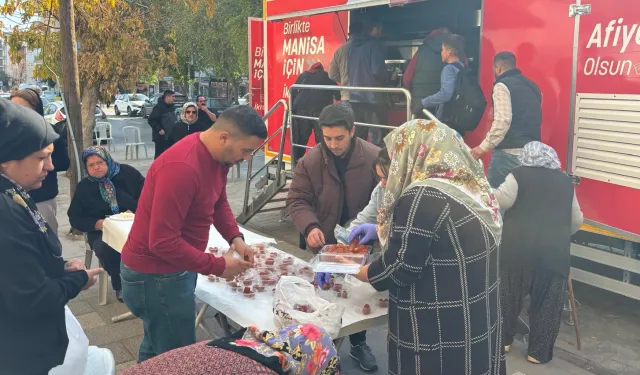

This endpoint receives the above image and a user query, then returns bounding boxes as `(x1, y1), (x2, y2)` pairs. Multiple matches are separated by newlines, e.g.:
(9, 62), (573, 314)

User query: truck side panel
(571, 0), (640, 237)
(265, 12), (348, 159)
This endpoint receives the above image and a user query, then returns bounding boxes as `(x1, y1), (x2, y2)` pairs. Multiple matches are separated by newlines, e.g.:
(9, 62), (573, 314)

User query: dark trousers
(92, 236), (122, 291)
(292, 111), (322, 163)
(501, 266), (567, 363)
(120, 262), (198, 362)
(350, 330), (367, 346)
(154, 139), (169, 159)
(350, 102), (388, 148)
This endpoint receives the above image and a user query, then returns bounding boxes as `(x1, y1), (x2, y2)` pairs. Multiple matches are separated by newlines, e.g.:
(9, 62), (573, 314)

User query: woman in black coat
(68, 146), (144, 302)
(0, 99), (103, 374)
(10, 88), (70, 234)
(169, 101), (208, 146)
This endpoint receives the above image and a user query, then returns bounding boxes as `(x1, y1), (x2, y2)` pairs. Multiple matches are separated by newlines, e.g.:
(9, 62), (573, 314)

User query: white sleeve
(493, 173), (518, 211)
(570, 192), (584, 234)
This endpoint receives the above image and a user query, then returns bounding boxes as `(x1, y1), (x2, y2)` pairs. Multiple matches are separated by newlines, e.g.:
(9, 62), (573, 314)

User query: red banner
(248, 18), (265, 116)
(266, 0), (348, 18)
(265, 12), (348, 157)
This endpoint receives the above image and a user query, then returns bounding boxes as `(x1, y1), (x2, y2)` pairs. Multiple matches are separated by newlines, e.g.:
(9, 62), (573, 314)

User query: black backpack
(441, 61), (487, 134)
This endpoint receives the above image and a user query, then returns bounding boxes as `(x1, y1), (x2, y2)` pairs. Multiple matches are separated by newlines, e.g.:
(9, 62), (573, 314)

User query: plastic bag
(273, 276), (345, 338)
(334, 224), (350, 245)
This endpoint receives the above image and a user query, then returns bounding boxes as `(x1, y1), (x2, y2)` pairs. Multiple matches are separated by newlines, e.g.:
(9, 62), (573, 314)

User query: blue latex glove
(316, 272), (331, 289)
(348, 223), (378, 245)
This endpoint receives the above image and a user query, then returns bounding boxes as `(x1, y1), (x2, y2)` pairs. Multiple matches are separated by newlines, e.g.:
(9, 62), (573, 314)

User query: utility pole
(58, 0), (83, 198)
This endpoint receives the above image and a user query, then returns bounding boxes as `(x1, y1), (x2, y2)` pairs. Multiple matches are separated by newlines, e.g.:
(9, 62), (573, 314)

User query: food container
(309, 244), (370, 274)
(253, 285), (266, 293)
(226, 280), (239, 288)
(377, 297), (390, 308)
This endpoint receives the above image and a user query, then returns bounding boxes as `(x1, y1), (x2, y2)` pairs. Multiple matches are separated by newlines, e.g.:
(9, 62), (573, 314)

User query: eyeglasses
(186, 111), (196, 114)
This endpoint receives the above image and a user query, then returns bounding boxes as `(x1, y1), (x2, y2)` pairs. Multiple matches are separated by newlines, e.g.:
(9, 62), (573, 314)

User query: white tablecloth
(101, 217), (387, 338)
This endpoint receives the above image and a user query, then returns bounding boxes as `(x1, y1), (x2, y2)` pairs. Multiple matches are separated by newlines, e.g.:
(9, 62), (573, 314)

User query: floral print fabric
(82, 146), (121, 214)
(231, 324), (339, 375)
(377, 119), (502, 248)
(1, 173), (50, 234)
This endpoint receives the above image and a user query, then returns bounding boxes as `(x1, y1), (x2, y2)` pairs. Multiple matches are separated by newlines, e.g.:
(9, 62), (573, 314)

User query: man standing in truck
(403, 27), (451, 115)
(329, 21), (362, 102)
(471, 51), (542, 188)
(347, 16), (394, 147)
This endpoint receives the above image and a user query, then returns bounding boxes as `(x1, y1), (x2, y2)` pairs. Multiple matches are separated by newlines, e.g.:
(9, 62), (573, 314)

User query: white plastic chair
(122, 126), (148, 160)
(94, 122), (115, 151)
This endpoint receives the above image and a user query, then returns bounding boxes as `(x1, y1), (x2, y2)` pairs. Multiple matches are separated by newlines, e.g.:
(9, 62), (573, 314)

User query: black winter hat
(0, 98), (59, 163)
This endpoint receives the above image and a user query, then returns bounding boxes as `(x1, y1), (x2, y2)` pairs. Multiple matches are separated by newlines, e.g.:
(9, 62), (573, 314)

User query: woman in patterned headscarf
(68, 146), (145, 302)
(494, 141), (583, 364)
(351, 119), (505, 375)
(120, 323), (339, 375)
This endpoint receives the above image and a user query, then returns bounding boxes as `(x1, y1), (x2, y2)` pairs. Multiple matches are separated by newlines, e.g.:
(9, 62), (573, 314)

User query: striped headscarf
(82, 146), (121, 214)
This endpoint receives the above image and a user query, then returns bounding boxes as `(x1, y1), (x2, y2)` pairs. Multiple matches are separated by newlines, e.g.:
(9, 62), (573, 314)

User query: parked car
(141, 92), (187, 118)
(237, 93), (250, 106)
(114, 93), (149, 116)
(43, 101), (107, 126)
(41, 96), (51, 106)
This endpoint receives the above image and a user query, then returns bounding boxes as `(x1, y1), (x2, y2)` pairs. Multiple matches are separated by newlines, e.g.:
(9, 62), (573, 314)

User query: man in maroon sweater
(120, 105), (267, 362)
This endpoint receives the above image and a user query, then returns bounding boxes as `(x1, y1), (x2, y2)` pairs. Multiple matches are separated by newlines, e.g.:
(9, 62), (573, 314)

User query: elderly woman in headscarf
(169, 102), (208, 146)
(120, 323), (339, 375)
(10, 88), (70, 234)
(67, 146), (145, 302)
(352, 119), (505, 375)
(494, 141), (583, 364)
(0, 99), (111, 375)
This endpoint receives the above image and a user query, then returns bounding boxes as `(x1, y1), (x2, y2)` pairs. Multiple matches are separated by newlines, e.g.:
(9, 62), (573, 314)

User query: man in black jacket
(195, 95), (217, 130)
(148, 90), (176, 159)
(290, 62), (339, 163)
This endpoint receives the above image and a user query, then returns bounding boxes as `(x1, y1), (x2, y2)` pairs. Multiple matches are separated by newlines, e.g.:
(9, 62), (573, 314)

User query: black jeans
(291, 110), (322, 163)
(92, 236), (122, 291)
(154, 139), (169, 159)
(350, 102), (388, 148)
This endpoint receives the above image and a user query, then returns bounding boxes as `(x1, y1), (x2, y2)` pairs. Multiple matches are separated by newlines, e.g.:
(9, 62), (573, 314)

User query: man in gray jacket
(329, 21), (362, 102)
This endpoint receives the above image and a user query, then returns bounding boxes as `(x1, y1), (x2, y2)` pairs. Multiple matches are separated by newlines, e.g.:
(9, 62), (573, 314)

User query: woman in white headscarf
(169, 102), (202, 146)
(494, 141), (583, 365)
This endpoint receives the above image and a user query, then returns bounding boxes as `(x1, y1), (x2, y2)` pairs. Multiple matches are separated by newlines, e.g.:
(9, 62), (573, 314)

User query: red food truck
(246, 0), (640, 299)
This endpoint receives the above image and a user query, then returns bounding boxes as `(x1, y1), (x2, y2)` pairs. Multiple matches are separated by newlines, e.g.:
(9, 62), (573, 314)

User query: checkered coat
(368, 185), (506, 375)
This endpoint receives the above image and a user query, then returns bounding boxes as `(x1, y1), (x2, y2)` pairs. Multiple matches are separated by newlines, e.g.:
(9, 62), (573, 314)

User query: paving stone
(122, 336), (143, 360)
(84, 319), (143, 347)
(67, 300), (94, 316)
(115, 360), (137, 373)
(102, 341), (134, 365)
(75, 312), (108, 330)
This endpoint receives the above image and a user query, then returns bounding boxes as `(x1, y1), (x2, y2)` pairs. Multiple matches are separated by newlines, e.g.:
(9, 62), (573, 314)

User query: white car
(43, 101), (107, 126)
(238, 93), (250, 106)
(114, 93), (149, 116)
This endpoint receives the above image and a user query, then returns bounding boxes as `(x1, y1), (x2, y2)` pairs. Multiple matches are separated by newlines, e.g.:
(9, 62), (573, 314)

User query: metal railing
(286, 84), (418, 166)
(242, 99), (290, 212)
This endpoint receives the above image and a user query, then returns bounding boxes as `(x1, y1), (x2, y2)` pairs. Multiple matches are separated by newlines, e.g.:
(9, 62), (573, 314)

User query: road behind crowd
(53, 106), (640, 374)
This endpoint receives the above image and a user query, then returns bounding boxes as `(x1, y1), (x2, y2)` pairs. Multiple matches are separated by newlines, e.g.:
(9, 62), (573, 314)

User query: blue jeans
(120, 262), (197, 363)
(487, 149), (521, 188)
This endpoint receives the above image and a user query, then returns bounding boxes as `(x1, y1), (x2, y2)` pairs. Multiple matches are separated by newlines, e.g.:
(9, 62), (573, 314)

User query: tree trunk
(58, 0), (83, 199)
(81, 84), (99, 149)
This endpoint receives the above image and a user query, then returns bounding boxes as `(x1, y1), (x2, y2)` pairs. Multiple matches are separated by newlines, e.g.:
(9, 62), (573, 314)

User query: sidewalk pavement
(54, 139), (638, 374)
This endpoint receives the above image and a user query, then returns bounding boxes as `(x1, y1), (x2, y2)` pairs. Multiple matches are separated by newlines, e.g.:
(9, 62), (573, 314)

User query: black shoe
(350, 343), (378, 372)
(115, 290), (123, 303)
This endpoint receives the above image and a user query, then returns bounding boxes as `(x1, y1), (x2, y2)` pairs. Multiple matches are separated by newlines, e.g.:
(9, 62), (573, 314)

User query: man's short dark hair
(196, 95), (206, 102)
(216, 105), (267, 139)
(442, 34), (465, 57)
(318, 103), (355, 130)
(494, 51), (517, 69)
(359, 15), (382, 35)
(162, 89), (175, 99)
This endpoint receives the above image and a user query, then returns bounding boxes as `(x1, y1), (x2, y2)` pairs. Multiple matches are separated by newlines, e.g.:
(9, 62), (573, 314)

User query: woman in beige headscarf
(352, 119), (505, 375)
